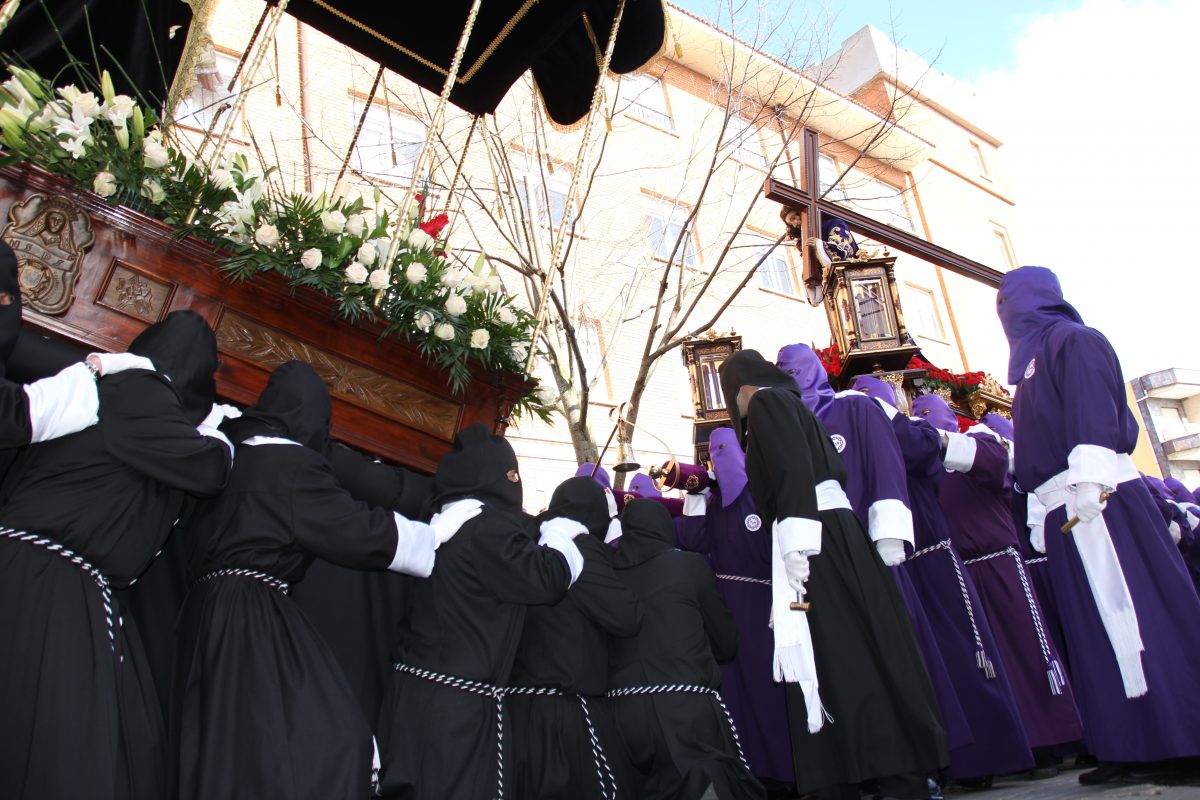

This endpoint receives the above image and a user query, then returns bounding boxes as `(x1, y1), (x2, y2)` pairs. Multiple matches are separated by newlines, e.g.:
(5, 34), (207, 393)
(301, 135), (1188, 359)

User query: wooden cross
(764, 129), (1004, 289)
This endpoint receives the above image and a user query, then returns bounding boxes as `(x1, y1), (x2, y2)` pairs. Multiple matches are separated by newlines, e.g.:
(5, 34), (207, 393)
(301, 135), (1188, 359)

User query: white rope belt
(1025, 556), (1048, 566)
(607, 684), (750, 774)
(0, 526), (122, 658)
(908, 539), (995, 678)
(506, 686), (617, 800)
(195, 567), (290, 595)
(394, 663), (507, 800)
(715, 573), (771, 586)
(963, 547), (1066, 695)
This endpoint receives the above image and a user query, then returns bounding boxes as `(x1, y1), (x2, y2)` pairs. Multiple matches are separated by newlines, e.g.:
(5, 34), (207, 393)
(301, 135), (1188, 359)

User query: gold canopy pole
(523, 0), (627, 376)
(375, 0), (483, 304)
(0, 0), (22, 37)
(331, 64), (385, 199)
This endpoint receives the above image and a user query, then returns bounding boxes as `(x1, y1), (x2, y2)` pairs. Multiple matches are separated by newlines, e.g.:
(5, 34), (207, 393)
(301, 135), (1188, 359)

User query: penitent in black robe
(170, 361), (431, 800)
(0, 368), (231, 800)
(719, 350), (946, 796)
(609, 499), (765, 800)
(508, 477), (644, 800)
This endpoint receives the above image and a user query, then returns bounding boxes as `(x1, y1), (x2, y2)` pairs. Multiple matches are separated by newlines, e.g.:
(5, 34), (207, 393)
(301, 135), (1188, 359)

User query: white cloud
(975, 0), (1200, 378)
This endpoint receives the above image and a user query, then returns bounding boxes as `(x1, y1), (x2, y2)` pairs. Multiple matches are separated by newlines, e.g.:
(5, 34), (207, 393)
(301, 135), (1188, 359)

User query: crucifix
(764, 129), (1004, 297)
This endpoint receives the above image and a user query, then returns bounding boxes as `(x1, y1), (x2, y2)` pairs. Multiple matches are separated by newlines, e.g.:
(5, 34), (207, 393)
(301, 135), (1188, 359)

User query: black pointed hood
(540, 476), (610, 540)
(0, 241), (21, 376)
(222, 360), (331, 452)
(431, 423), (523, 511)
(718, 349), (799, 447)
(614, 498), (676, 568)
(127, 310), (218, 425)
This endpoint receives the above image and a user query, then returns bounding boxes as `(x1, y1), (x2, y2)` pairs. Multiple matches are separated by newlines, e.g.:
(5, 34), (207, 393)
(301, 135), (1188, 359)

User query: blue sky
(672, 0), (1082, 83)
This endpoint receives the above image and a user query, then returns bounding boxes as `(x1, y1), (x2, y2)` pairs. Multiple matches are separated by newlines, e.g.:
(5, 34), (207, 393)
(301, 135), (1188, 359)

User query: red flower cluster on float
(908, 355), (987, 397)
(419, 212), (450, 239)
(815, 340), (843, 377)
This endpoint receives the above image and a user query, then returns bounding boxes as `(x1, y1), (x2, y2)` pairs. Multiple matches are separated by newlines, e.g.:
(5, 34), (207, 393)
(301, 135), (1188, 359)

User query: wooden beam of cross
(765, 129), (1004, 288)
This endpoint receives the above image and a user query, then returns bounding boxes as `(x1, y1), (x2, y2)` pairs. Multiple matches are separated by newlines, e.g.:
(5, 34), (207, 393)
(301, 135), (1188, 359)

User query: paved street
(943, 769), (1198, 800)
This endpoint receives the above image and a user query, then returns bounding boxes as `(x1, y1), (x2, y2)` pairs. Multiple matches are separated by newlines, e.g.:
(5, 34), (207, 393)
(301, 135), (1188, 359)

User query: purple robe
(889, 410), (1035, 778)
(678, 483), (794, 784)
(934, 427), (1083, 749)
(1001, 266), (1200, 763)
(1143, 475), (1200, 597)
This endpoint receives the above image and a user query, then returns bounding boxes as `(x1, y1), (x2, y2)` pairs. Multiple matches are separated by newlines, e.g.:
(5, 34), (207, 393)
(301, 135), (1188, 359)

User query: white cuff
(866, 498), (914, 545)
(538, 526), (585, 586)
(604, 488), (618, 519)
(1066, 444), (1119, 491)
(1027, 492), (1048, 528)
(776, 516), (821, 556)
(24, 362), (100, 443)
(197, 424), (235, 460)
(89, 352), (154, 375)
(604, 518), (623, 544)
(539, 516), (588, 540)
(943, 432), (977, 473)
(1169, 520), (1183, 545)
(683, 492), (707, 517)
(389, 514), (436, 577)
(874, 397), (899, 419)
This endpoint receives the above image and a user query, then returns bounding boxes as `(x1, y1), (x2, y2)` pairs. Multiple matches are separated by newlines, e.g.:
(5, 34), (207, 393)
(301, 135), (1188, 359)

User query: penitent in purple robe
(878, 400), (1033, 778)
(677, 433), (794, 785)
(1000, 266), (1200, 763)
(915, 401), (1083, 751)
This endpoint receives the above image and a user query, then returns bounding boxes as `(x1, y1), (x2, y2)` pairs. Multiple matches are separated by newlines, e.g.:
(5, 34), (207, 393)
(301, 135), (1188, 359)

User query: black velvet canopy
(272, 0), (668, 126)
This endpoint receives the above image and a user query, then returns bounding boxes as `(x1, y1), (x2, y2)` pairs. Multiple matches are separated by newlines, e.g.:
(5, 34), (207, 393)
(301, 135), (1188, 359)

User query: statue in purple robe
(675, 428), (796, 789)
(998, 266), (1200, 784)
(913, 394), (1083, 763)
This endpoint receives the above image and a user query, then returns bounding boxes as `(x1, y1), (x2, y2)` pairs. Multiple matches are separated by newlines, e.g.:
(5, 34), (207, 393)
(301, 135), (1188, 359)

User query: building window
(723, 115), (767, 169)
(174, 50), (241, 131)
(903, 283), (945, 341)
(350, 100), (426, 182)
(645, 200), (697, 267)
(621, 73), (673, 129)
(970, 141), (990, 178)
(848, 174), (912, 231)
(756, 244), (795, 295)
(515, 167), (575, 229)
(818, 154), (847, 201)
(993, 226), (1018, 269)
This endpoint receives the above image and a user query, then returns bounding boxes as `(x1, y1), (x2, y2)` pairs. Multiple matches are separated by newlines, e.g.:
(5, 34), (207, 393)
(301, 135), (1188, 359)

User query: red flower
(419, 212), (450, 239)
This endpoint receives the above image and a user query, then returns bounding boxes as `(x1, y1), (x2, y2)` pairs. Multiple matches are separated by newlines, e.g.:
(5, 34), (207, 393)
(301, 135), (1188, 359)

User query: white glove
(87, 352), (154, 375)
(876, 537), (907, 566)
(783, 551), (810, 593)
(539, 516), (589, 542)
(199, 403), (242, 429)
(1169, 520), (1183, 545)
(430, 499), (483, 547)
(1072, 481), (1107, 525)
(1030, 523), (1046, 554)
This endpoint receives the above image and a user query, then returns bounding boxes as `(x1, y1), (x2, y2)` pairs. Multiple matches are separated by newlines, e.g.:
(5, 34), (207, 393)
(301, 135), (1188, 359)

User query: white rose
(433, 323), (455, 341)
(368, 269), (390, 290)
(417, 311), (434, 330)
(320, 209), (347, 234)
(469, 328), (490, 349)
(300, 248), (322, 270)
(254, 223), (280, 248)
(101, 95), (134, 125)
(498, 306), (517, 325)
(209, 168), (235, 190)
(345, 213), (366, 238)
(356, 242), (377, 266)
(59, 87), (101, 118)
(444, 294), (467, 317)
(344, 261), (369, 284)
(405, 262), (428, 284)
(140, 177), (165, 204)
(93, 171), (117, 198)
(142, 137), (170, 169)
(441, 267), (466, 288)
(486, 275), (503, 294)
(511, 344), (528, 363)
(408, 228), (434, 250)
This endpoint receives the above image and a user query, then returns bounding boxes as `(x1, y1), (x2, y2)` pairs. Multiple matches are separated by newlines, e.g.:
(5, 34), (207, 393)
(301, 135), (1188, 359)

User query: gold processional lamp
(592, 403), (678, 490)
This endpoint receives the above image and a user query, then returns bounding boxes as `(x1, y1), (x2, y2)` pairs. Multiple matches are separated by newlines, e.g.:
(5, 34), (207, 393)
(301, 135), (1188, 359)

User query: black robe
(0, 369), (230, 800)
(742, 385), (948, 793)
(507, 532), (644, 800)
(608, 499), (764, 800)
(378, 505), (573, 800)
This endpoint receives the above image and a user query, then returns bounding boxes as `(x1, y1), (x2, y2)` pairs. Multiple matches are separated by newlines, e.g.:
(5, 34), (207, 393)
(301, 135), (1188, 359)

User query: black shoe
(1079, 762), (1128, 785)
(955, 776), (993, 791)
(1030, 751), (1059, 780)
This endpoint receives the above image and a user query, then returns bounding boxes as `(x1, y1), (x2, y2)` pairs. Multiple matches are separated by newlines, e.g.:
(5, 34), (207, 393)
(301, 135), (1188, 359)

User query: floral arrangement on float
(908, 355), (986, 402)
(0, 65), (552, 418)
(814, 340), (843, 378)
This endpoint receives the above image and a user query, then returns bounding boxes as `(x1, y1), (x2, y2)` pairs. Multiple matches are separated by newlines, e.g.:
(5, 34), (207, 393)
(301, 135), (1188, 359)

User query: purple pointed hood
(996, 266), (1084, 385)
(1143, 474), (1170, 500)
(708, 427), (748, 508)
(776, 343), (835, 418)
(1164, 477), (1195, 505)
(980, 412), (1014, 441)
(629, 472), (662, 498)
(912, 393), (958, 433)
(852, 374), (897, 409)
(575, 462), (611, 489)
